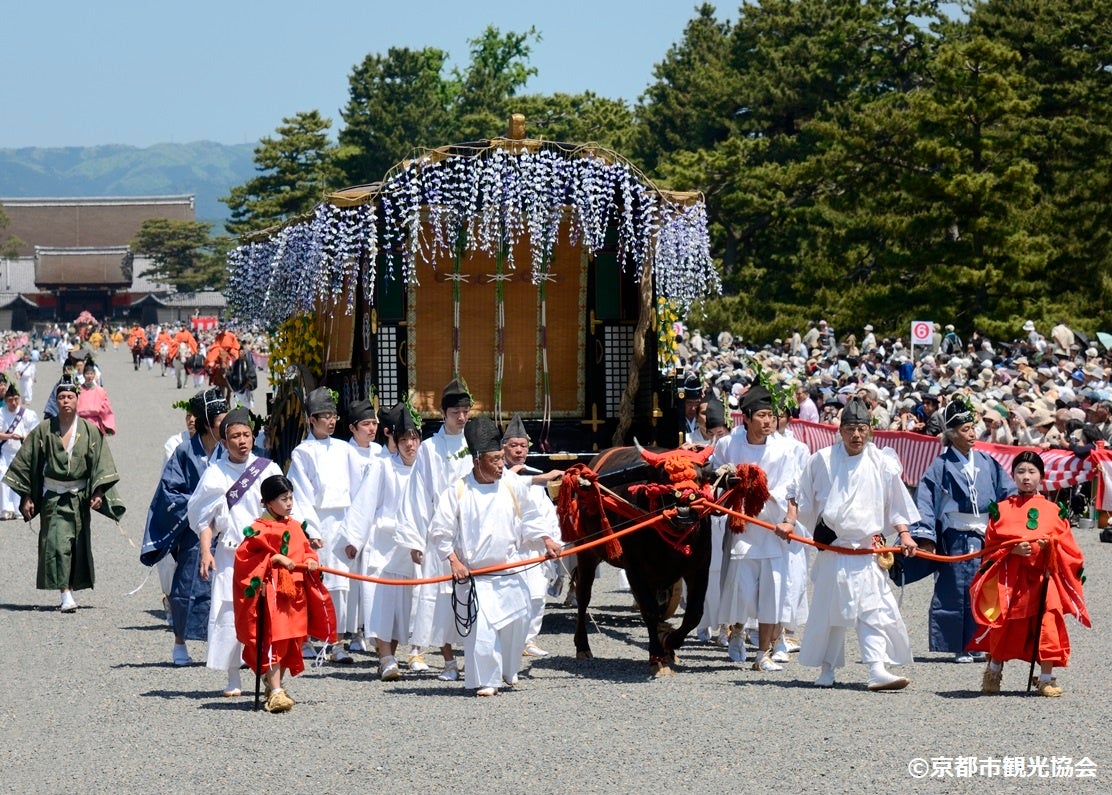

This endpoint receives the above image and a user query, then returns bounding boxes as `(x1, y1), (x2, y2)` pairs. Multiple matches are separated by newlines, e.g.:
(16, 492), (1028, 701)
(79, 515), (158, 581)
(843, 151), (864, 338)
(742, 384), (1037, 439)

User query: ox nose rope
(451, 575), (478, 636)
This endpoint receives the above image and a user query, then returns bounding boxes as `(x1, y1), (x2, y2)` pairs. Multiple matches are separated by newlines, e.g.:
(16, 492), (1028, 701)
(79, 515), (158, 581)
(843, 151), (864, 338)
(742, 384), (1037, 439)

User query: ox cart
(227, 115), (718, 465)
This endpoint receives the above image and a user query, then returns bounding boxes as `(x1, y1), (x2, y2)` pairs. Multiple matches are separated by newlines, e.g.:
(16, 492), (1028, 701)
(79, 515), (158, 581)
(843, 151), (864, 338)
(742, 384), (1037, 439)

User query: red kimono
(968, 494), (1090, 666)
(233, 514), (336, 677)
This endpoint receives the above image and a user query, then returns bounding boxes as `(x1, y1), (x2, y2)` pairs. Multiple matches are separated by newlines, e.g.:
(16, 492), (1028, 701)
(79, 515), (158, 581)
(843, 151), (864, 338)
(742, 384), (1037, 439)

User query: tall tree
(503, 92), (634, 150)
(453, 26), (540, 140)
(223, 110), (338, 236)
(633, 4), (738, 172)
(132, 218), (229, 291)
(336, 47), (456, 185)
(967, 0), (1112, 330)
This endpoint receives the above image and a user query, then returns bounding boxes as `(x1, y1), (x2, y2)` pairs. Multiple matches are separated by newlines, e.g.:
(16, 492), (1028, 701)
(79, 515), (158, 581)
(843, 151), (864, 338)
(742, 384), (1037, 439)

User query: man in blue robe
(140, 389), (227, 665)
(910, 399), (1016, 661)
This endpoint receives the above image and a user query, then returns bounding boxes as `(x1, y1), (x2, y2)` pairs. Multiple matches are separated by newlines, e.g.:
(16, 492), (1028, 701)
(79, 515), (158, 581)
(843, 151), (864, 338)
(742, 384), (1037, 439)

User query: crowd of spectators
(672, 319), (1112, 457)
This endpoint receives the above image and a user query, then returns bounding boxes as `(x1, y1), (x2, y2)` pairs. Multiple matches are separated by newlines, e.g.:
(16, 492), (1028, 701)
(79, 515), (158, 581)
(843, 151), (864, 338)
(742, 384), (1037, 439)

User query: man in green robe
(3, 380), (125, 612)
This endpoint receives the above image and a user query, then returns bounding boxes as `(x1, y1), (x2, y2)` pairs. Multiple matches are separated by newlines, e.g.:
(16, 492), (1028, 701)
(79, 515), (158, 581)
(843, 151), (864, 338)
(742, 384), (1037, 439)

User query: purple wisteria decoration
(226, 143), (719, 330)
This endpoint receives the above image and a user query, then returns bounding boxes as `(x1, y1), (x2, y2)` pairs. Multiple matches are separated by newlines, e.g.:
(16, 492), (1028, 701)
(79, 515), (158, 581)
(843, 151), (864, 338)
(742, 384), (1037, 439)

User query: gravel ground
(0, 347), (1107, 794)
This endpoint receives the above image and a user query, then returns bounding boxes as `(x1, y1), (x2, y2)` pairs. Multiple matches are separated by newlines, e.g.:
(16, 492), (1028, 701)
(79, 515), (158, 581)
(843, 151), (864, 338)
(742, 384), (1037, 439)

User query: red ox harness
(557, 446), (770, 560)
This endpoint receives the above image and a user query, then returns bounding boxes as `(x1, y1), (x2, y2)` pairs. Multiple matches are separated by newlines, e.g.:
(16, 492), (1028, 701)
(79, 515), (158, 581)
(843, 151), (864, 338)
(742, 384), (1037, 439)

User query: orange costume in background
(233, 514), (336, 677)
(154, 331), (173, 355)
(171, 328), (199, 356)
(205, 330), (241, 370)
(127, 327), (147, 349)
(968, 494), (1089, 666)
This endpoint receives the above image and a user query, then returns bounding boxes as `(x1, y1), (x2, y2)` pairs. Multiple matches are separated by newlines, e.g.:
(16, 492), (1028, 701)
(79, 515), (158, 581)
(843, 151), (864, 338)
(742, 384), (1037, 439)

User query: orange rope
(700, 498), (1026, 561)
(293, 505), (680, 585)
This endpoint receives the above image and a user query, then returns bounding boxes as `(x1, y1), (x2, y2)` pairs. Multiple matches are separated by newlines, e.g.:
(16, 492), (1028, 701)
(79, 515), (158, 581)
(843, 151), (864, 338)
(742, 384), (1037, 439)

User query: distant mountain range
(0, 141), (257, 225)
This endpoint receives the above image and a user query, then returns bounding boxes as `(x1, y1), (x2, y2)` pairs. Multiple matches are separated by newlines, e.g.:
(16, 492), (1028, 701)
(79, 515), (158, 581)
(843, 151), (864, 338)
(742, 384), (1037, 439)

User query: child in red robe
(970, 451), (1089, 697)
(233, 475), (336, 712)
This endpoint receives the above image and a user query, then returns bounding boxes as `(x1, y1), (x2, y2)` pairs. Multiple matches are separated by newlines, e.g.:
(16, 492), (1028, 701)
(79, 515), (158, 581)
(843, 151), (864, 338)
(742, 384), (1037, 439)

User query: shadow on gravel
(114, 661), (200, 669)
(0, 602), (52, 612)
(731, 677), (817, 690)
(198, 699), (257, 711)
(119, 624), (176, 632)
(139, 688), (218, 699)
(935, 689), (1000, 700)
(373, 684), (477, 697)
(538, 655), (663, 683)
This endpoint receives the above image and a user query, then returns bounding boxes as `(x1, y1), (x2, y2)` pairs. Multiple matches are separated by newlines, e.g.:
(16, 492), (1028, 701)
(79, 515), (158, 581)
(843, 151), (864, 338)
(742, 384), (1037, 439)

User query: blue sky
(1, 1), (720, 149)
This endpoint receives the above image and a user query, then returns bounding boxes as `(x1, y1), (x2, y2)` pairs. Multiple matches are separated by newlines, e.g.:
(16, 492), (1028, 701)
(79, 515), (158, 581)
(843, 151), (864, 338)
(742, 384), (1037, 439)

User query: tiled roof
(0, 195), (195, 257)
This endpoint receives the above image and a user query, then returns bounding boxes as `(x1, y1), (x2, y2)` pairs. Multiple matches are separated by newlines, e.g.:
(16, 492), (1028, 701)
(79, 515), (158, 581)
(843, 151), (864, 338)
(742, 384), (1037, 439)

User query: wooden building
(0, 195), (197, 325)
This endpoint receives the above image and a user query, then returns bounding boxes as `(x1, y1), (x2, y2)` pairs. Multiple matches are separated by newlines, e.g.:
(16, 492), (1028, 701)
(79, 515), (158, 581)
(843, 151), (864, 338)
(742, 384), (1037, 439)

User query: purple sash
(226, 456), (271, 509)
(0, 407), (25, 451)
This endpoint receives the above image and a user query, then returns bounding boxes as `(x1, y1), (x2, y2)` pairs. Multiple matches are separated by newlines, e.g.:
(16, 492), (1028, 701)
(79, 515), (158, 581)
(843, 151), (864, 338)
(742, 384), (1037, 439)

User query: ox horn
(633, 437), (666, 466)
(692, 442), (715, 466)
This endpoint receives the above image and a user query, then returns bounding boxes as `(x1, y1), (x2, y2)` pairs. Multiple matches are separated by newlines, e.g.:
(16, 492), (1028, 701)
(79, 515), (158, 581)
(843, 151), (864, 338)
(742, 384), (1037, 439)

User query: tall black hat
(464, 416), (502, 457)
(840, 396), (872, 426)
(390, 402), (422, 439)
(306, 387), (337, 416)
(502, 413), (529, 444)
(704, 394), (726, 430)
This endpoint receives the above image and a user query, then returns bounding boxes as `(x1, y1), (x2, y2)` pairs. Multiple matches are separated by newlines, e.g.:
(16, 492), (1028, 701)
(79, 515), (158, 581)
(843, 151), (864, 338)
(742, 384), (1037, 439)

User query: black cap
(441, 377), (472, 410)
(464, 416), (502, 457)
(681, 373), (703, 401)
(391, 403), (422, 439)
(841, 396), (872, 426)
(306, 387), (337, 416)
(944, 399), (975, 430)
(55, 378), (81, 396)
(739, 385), (771, 415)
(347, 399), (376, 424)
(220, 407), (252, 438)
(704, 394), (726, 430)
(193, 388), (227, 424)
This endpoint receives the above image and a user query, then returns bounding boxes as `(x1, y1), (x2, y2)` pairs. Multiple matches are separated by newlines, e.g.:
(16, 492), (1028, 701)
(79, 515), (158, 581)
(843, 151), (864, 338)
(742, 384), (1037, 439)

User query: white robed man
(710, 385), (809, 671)
(500, 413), (563, 658)
(189, 408), (285, 696)
(789, 396), (920, 690)
(430, 417), (562, 696)
(15, 350), (37, 403)
(395, 377), (473, 680)
(342, 398), (383, 652)
(341, 402), (422, 681)
(286, 387), (364, 663)
(0, 385), (40, 521)
(347, 398), (385, 465)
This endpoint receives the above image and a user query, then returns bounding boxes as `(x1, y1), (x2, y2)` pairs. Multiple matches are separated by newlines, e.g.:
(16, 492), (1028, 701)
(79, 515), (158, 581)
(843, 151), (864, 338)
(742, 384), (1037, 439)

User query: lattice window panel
(603, 325), (634, 416)
(376, 325), (399, 401)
